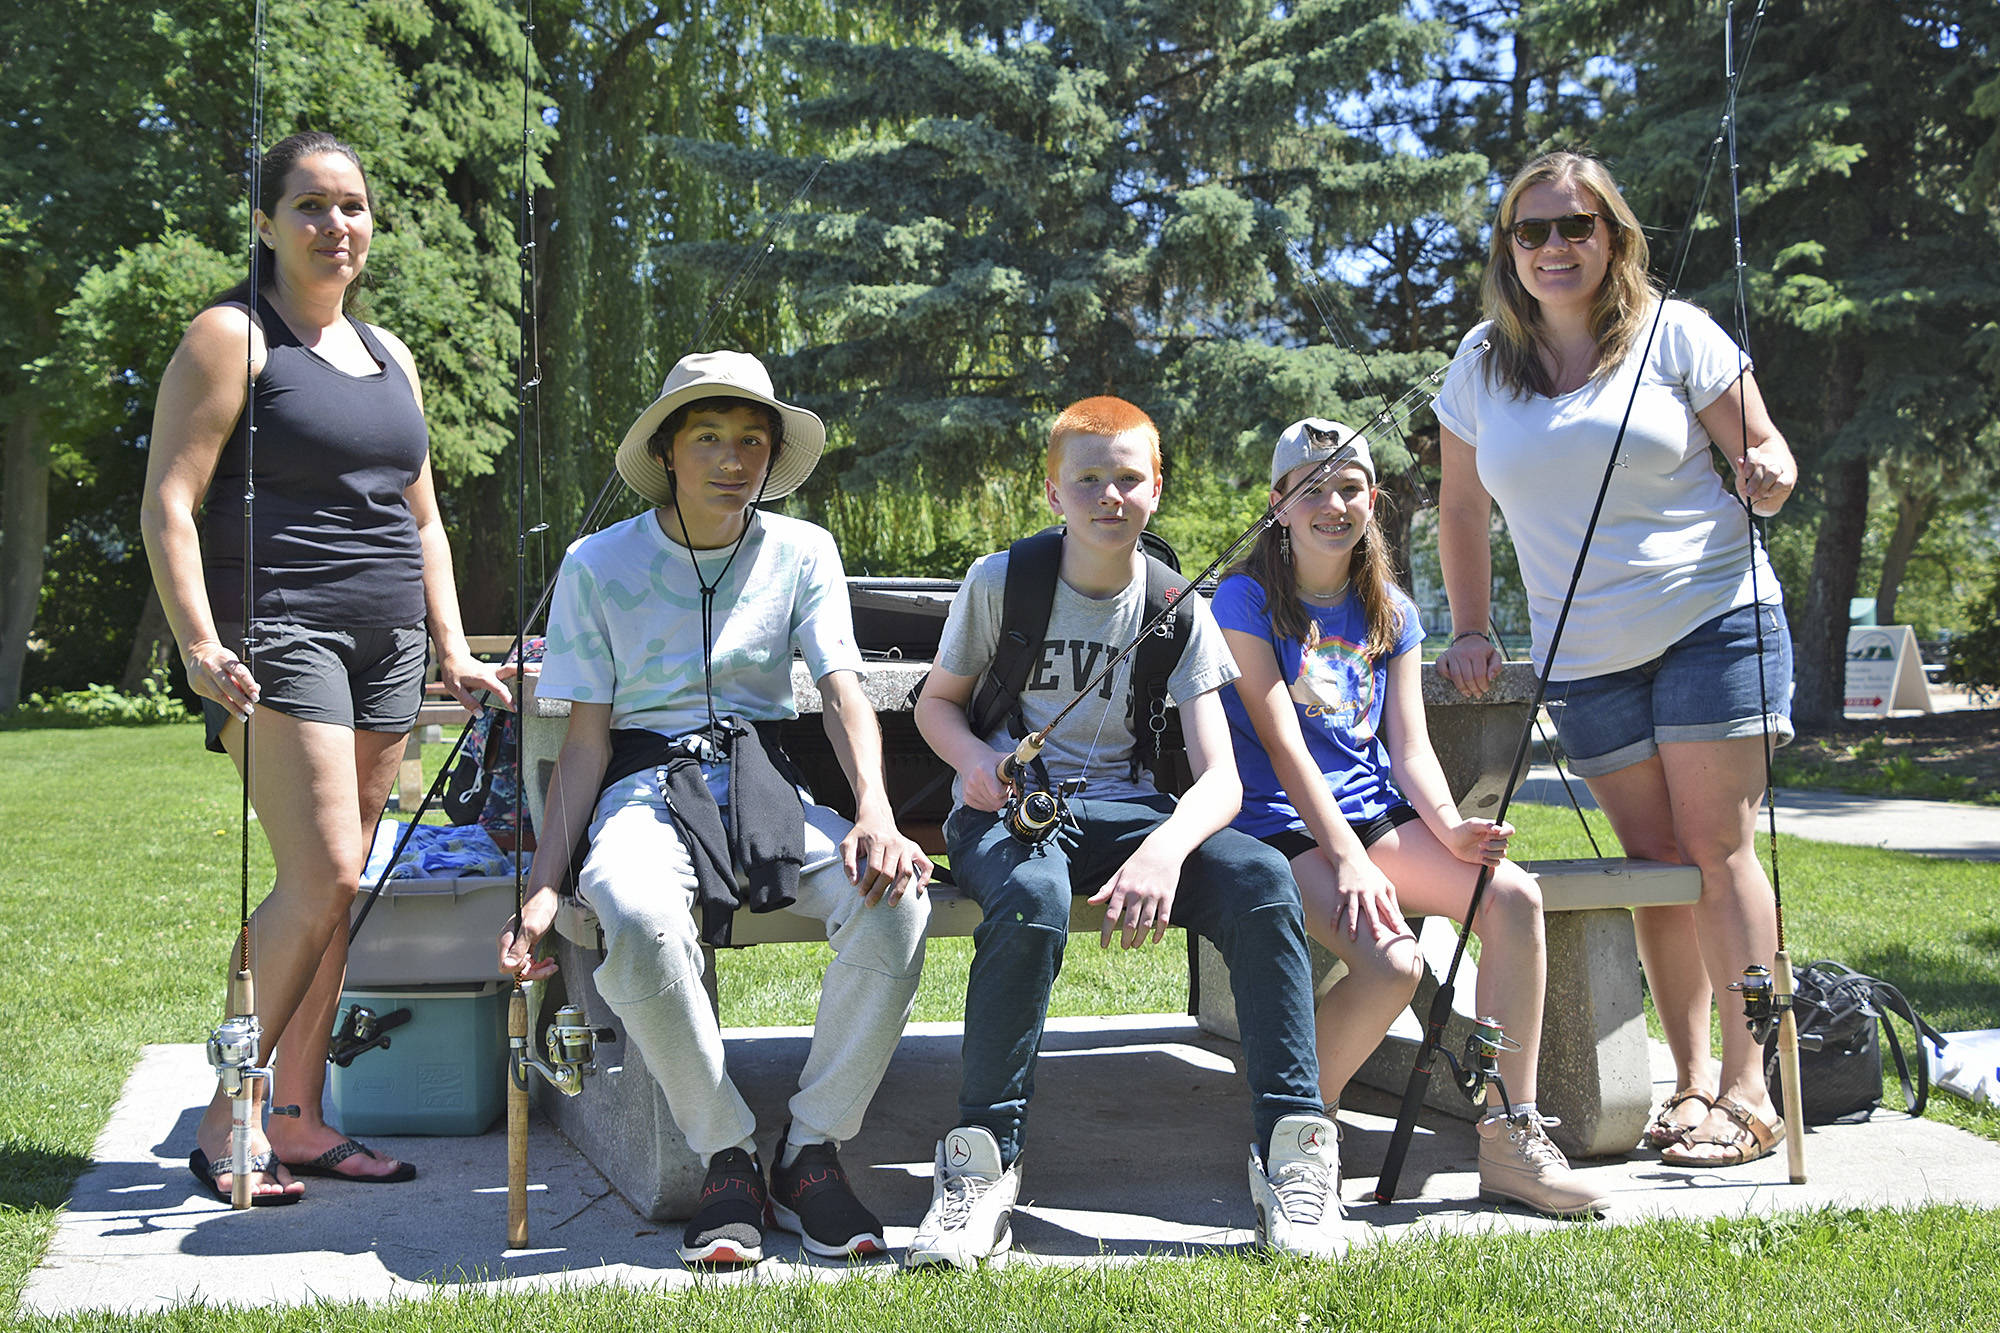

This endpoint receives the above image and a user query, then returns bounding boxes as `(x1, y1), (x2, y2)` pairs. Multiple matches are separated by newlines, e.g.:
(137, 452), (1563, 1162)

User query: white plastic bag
(1928, 1029), (2000, 1107)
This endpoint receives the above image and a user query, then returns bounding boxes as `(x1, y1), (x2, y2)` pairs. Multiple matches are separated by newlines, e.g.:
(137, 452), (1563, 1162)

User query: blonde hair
(1047, 396), (1163, 478)
(1227, 468), (1404, 662)
(1481, 151), (1658, 398)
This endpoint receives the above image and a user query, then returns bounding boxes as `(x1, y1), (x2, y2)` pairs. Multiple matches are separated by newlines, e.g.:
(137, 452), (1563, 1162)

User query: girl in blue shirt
(1215, 418), (1602, 1217)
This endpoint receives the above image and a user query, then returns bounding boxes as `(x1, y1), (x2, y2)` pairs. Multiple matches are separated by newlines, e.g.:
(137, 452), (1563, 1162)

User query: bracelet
(1449, 630), (1492, 646)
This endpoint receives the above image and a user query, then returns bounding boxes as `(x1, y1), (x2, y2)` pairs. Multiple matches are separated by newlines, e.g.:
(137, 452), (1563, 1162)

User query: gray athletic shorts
(203, 620), (428, 753)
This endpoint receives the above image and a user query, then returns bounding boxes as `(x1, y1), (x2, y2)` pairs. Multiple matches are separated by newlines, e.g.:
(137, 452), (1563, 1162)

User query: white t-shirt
(1433, 298), (1776, 680)
(537, 510), (862, 736)
(934, 545), (1239, 805)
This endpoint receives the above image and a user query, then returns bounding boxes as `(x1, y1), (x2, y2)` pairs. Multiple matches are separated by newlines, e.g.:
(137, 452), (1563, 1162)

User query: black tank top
(202, 293), (429, 628)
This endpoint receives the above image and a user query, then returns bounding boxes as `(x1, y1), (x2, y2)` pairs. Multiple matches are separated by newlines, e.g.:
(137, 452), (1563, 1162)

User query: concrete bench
(511, 660), (1696, 1219)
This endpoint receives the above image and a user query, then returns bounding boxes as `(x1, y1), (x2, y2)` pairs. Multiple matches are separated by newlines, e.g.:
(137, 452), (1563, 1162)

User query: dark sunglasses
(1509, 212), (1605, 249)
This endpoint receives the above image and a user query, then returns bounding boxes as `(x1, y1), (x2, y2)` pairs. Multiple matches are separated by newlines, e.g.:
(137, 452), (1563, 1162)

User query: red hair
(1047, 396), (1163, 478)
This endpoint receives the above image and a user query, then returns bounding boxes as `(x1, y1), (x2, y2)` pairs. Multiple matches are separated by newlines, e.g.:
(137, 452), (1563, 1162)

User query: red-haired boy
(909, 397), (1341, 1267)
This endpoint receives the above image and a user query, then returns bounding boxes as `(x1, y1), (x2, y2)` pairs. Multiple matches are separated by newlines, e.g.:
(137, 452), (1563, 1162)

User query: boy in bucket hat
(500, 350), (932, 1266)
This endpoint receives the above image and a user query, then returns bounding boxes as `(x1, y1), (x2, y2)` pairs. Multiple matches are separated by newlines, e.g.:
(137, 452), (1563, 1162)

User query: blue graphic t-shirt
(1213, 573), (1425, 837)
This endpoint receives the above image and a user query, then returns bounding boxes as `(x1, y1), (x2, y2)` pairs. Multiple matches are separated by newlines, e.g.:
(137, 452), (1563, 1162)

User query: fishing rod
(1716, 0), (1804, 1184)
(204, 0), (296, 1210)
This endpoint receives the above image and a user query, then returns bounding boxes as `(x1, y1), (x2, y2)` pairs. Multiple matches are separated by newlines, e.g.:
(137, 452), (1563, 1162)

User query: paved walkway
(23, 1021), (2000, 1317)
(1515, 766), (2000, 862)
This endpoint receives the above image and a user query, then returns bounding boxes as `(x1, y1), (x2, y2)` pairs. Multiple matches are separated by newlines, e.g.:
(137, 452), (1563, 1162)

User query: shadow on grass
(0, 1141), (96, 1212)
(1833, 941), (2000, 1033)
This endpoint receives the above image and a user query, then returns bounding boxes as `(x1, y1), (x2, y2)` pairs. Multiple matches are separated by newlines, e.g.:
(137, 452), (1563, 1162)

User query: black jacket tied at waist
(601, 720), (807, 947)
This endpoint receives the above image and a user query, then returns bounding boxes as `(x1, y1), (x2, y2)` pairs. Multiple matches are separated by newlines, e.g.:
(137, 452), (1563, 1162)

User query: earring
(1279, 527), (1292, 563)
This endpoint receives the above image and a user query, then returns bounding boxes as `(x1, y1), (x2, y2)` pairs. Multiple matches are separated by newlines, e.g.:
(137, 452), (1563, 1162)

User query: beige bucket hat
(615, 350), (827, 505)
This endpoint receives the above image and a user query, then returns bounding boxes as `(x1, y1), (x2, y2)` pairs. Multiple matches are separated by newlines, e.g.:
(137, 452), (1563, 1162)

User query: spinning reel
(1440, 1015), (1522, 1118)
(999, 750), (1082, 847)
(205, 1011), (286, 1109)
(1731, 963), (1791, 1046)
(512, 1001), (617, 1098)
(328, 1003), (413, 1069)
(205, 986), (299, 1208)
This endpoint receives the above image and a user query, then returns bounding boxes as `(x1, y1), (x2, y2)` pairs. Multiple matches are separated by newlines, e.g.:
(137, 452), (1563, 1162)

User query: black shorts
(1256, 803), (1422, 862)
(203, 621), (428, 753)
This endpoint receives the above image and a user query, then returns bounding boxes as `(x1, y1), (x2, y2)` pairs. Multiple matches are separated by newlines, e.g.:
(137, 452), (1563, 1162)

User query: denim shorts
(203, 620), (428, 752)
(1546, 602), (1794, 778)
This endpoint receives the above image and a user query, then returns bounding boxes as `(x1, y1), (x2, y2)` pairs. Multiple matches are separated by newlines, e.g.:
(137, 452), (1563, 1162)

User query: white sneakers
(1249, 1113), (1346, 1259)
(905, 1125), (1021, 1270)
(1476, 1111), (1608, 1217)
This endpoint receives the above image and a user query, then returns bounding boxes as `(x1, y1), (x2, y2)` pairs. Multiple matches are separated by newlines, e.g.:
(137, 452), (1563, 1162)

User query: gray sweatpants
(577, 770), (929, 1160)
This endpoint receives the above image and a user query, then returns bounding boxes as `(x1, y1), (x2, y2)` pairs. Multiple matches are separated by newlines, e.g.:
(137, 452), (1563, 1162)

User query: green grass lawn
(3, 721), (1997, 1328)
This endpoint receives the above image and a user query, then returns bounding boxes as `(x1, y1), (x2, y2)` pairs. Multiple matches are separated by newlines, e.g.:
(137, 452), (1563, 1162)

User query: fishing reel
(205, 1011), (298, 1118)
(328, 1003), (413, 1069)
(1442, 1015), (1521, 1114)
(513, 1002), (617, 1097)
(1730, 964), (1790, 1045)
(1003, 777), (1082, 846)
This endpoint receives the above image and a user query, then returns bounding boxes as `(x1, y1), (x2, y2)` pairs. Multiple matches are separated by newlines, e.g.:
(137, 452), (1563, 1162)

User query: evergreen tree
(662, 0), (1484, 573)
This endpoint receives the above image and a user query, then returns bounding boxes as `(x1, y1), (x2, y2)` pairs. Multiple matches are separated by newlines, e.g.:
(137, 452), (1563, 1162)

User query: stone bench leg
(1196, 908), (1652, 1160)
(1532, 907), (1654, 1158)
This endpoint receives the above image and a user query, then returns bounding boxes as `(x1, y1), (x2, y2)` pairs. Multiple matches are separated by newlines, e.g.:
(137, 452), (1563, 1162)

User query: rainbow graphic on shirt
(1290, 619), (1376, 740)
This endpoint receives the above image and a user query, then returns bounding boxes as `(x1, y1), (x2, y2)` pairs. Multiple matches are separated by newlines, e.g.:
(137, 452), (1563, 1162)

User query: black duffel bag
(1766, 960), (1948, 1124)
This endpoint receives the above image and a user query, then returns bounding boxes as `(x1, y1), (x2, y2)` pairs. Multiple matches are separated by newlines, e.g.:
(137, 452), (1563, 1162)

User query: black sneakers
(769, 1135), (887, 1259)
(678, 1147), (769, 1265)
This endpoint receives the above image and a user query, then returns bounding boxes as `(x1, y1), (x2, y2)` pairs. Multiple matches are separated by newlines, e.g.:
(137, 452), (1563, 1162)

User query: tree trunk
(0, 406), (50, 712)
(1794, 452), (1871, 732)
(1873, 471), (1935, 627)
(119, 586), (174, 693)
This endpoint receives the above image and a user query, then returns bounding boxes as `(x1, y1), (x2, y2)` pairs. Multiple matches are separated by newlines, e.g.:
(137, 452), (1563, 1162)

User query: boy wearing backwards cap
(501, 351), (931, 1265)
(908, 396), (1342, 1268)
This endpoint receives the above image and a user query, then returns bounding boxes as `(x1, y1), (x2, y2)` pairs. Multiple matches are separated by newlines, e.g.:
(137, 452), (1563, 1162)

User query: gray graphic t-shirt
(934, 546), (1238, 805)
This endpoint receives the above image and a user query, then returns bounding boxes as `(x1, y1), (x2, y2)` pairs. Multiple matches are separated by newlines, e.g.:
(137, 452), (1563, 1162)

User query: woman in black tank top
(141, 132), (509, 1203)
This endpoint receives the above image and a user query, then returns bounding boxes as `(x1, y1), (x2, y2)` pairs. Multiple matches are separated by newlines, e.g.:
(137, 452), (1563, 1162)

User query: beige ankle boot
(1476, 1112), (1608, 1217)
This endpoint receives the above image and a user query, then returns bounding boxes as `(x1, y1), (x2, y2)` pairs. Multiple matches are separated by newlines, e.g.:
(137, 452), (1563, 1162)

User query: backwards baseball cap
(615, 350), (827, 505)
(1270, 417), (1375, 490)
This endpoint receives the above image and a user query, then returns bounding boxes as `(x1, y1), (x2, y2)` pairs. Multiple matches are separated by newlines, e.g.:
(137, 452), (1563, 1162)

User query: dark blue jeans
(944, 793), (1322, 1167)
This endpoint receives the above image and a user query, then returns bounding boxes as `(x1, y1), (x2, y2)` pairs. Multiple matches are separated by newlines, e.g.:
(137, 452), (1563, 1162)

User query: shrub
(12, 669), (194, 727)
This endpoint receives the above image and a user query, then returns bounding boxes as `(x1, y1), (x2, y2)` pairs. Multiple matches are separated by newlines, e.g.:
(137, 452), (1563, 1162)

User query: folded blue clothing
(362, 818), (521, 884)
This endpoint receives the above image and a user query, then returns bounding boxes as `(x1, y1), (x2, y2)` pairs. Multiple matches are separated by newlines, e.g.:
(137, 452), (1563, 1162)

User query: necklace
(1298, 579), (1350, 604)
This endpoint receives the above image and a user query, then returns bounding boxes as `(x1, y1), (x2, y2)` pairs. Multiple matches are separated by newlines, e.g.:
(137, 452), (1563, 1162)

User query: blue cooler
(327, 981), (507, 1135)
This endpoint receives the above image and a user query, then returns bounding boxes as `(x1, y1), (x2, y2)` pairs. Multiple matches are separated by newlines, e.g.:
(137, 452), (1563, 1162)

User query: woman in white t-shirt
(1433, 151), (1799, 1169)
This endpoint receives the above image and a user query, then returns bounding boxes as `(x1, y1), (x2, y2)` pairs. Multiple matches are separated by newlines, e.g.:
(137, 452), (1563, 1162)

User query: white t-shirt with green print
(536, 509), (862, 738)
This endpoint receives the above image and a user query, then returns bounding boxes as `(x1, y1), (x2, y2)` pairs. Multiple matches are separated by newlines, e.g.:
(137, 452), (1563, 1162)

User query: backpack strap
(968, 528), (1066, 743)
(1867, 979), (1948, 1117)
(895, 530), (1064, 819)
(1127, 553), (1194, 782)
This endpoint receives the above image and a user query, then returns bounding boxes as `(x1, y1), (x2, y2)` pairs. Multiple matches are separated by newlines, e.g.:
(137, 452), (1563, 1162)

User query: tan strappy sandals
(1659, 1095), (1786, 1168)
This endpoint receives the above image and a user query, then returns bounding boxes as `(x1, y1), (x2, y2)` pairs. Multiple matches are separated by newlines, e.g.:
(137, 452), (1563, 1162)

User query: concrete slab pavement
(25, 1017), (2000, 1318)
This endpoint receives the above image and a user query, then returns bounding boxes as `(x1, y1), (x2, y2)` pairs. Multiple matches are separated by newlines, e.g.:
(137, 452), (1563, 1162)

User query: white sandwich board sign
(1844, 624), (1934, 717)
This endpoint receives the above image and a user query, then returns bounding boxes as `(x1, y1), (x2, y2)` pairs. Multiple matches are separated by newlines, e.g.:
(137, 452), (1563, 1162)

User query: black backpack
(1767, 960), (1948, 1124)
(968, 526), (1194, 786)
(897, 526), (1194, 818)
